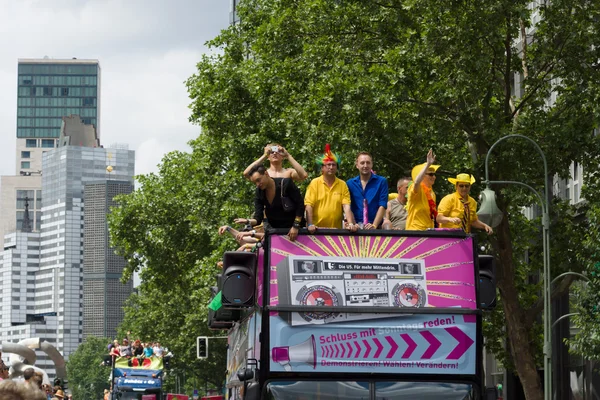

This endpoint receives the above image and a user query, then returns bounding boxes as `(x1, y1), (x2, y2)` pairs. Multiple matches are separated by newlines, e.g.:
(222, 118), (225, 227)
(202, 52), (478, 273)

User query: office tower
(83, 180), (134, 339)
(38, 142), (134, 358)
(230, 0), (240, 25)
(0, 59), (101, 248)
(16, 58), (100, 173)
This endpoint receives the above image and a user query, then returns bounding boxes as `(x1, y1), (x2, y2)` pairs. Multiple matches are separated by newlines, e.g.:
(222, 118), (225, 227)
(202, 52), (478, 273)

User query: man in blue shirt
(347, 152), (389, 229)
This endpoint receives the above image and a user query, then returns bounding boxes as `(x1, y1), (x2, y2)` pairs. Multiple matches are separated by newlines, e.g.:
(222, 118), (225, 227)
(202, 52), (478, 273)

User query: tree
(183, 1), (600, 399)
(66, 336), (111, 400)
(108, 1), (600, 399)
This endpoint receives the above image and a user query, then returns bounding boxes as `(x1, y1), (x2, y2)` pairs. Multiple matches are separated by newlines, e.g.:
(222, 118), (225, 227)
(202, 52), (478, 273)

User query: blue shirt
(347, 173), (389, 224)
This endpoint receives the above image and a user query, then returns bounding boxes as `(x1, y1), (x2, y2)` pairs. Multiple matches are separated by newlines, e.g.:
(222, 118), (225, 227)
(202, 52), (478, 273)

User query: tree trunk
(496, 219), (544, 400)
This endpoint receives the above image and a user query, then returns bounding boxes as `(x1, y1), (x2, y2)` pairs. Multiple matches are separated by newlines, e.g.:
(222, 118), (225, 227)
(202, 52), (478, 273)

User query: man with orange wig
(305, 144), (358, 233)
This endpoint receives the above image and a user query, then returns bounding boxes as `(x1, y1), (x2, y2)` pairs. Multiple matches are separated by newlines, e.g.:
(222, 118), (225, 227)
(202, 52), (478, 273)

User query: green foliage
(108, 0), (600, 399)
(66, 337), (111, 400)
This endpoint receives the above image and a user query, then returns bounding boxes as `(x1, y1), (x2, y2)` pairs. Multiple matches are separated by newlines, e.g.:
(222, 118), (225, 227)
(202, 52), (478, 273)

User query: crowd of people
(0, 366), (69, 400)
(107, 334), (168, 366)
(218, 143), (492, 249)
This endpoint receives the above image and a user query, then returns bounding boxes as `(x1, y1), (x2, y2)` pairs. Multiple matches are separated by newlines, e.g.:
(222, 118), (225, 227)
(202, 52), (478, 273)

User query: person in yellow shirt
(305, 144), (358, 232)
(437, 173), (493, 234)
(406, 149), (440, 230)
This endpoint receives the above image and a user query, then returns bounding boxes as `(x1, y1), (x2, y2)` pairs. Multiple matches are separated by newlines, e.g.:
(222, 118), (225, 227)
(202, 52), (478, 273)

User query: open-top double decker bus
(215, 229), (488, 400)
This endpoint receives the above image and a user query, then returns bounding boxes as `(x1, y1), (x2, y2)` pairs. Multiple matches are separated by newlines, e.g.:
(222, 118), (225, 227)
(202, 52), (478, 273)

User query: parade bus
(211, 229), (490, 400)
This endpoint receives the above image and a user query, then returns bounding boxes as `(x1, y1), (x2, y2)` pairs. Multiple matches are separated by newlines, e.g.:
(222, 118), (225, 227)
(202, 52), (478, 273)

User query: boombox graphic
(276, 256), (427, 325)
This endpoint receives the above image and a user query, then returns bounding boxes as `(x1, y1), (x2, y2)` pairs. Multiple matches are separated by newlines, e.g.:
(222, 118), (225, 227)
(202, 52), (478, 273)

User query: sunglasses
(458, 184), (471, 188)
(425, 173), (436, 177)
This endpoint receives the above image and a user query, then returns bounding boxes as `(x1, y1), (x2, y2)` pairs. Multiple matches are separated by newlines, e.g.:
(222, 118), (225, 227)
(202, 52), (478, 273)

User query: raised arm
(414, 148), (436, 187)
(243, 145), (270, 179)
(281, 147), (308, 181)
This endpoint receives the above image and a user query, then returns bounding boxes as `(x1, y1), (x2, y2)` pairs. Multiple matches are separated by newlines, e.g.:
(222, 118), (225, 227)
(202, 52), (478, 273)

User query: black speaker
(222, 252), (257, 308)
(478, 255), (497, 309)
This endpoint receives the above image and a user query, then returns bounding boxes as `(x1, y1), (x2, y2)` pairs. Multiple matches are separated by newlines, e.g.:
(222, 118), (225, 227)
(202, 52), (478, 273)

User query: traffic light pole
(197, 336), (228, 359)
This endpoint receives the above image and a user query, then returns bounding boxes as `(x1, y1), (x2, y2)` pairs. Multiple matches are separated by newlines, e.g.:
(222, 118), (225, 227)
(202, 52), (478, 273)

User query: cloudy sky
(0, 0), (231, 177)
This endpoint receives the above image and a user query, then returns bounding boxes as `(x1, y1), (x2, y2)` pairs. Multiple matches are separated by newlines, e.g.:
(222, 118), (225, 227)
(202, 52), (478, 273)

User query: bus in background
(210, 229), (494, 399)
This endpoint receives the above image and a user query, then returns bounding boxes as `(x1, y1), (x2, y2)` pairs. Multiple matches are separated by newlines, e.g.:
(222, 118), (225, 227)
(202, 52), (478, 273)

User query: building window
(61, 88), (69, 96)
(21, 151), (31, 159)
(26, 139), (37, 148)
(21, 161), (31, 169)
(41, 139), (54, 148)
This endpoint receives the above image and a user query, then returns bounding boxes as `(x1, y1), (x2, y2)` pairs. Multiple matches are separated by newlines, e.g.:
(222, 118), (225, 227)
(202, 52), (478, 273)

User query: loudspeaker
(478, 255), (497, 309)
(208, 308), (234, 330)
(222, 252), (257, 307)
(271, 335), (316, 371)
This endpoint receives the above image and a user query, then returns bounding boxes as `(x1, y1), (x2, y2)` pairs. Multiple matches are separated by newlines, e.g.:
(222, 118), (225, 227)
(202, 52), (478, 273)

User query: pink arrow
(445, 326), (474, 360)
(346, 342), (353, 358)
(321, 346), (325, 357)
(334, 344), (340, 358)
(362, 339), (372, 358)
(340, 343), (346, 358)
(420, 331), (442, 359)
(324, 345), (330, 358)
(385, 336), (398, 359)
(400, 334), (417, 359)
(373, 338), (384, 358)
(354, 341), (361, 358)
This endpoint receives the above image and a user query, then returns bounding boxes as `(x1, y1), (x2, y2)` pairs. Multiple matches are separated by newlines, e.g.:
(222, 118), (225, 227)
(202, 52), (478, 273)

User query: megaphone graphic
(271, 335), (316, 371)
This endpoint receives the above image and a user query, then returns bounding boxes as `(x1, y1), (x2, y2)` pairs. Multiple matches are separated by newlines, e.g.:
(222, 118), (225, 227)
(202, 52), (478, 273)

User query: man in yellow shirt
(437, 173), (493, 234)
(406, 149), (440, 230)
(305, 144), (358, 232)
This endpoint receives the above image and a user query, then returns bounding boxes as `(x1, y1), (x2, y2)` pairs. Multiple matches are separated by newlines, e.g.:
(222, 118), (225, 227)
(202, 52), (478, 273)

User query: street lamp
(477, 134), (552, 400)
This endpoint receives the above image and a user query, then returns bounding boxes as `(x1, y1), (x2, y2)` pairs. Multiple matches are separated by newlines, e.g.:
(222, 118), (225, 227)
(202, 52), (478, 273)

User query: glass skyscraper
(15, 59), (100, 174)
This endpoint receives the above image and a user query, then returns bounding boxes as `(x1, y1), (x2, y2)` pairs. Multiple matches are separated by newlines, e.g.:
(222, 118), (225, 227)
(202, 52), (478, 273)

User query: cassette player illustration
(276, 256), (427, 325)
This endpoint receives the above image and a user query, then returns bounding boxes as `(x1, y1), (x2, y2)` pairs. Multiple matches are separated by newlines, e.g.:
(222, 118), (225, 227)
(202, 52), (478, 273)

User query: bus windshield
(266, 381), (474, 400)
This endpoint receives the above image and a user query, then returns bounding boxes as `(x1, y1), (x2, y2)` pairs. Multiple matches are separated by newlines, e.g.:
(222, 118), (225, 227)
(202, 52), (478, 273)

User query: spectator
(243, 144), (308, 182)
(119, 338), (132, 358)
(143, 343), (154, 358)
(218, 225), (261, 246)
(0, 380), (46, 400)
(347, 152), (388, 229)
(152, 342), (164, 358)
(384, 177), (410, 230)
(436, 173), (493, 234)
(109, 340), (120, 357)
(237, 164), (304, 240)
(53, 389), (65, 399)
(0, 365), (8, 381)
(104, 389), (110, 400)
(406, 149), (440, 230)
(305, 144), (358, 232)
(23, 368), (34, 386)
(132, 340), (144, 357)
(32, 371), (44, 390)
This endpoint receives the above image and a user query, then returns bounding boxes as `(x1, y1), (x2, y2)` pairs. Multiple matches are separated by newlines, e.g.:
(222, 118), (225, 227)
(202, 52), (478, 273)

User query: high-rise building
(0, 59), (101, 248)
(38, 143), (134, 357)
(230, 0), (241, 25)
(83, 180), (134, 339)
(16, 58), (101, 174)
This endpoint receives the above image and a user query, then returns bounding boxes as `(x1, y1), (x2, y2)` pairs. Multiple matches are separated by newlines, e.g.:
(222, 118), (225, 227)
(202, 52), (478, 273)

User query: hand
(347, 223), (359, 232)
(308, 225), (317, 234)
(280, 146), (289, 159)
(451, 217), (461, 224)
(216, 261), (223, 269)
(287, 226), (298, 241)
(484, 224), (493, 235)
(218, 226), (229, 235)
(234, 218), (248, 225)
(236, 232), (250, 241)
(263, 144), (272, 156)
(426, 148), (436, 166)
(363, 223), (375, 230)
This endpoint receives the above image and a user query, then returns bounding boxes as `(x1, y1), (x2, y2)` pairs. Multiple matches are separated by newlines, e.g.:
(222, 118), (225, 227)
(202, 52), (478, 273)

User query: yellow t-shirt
(406, 183), (436, 230)
(438, 192), (478, 233)
(304, 176), (351, 228)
